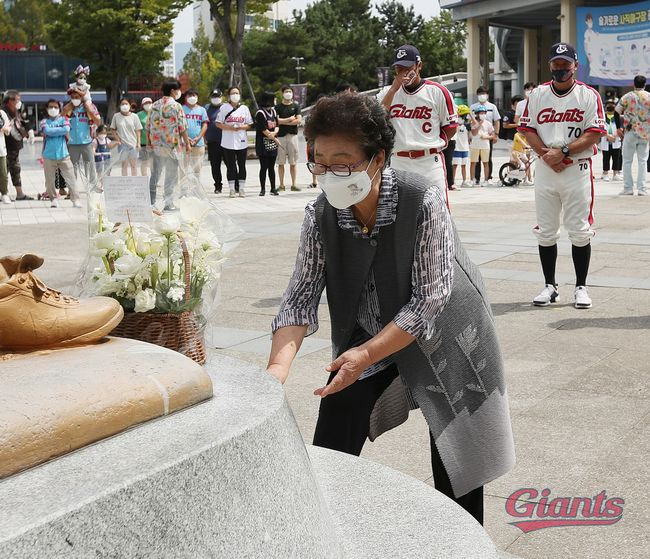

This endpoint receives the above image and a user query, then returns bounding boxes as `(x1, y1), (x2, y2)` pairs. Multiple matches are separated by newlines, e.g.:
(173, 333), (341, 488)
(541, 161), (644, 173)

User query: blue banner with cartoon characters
(576, 2), (650, 85)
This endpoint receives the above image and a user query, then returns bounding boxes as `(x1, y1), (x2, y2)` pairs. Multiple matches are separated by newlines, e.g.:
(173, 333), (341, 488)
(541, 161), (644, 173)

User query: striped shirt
(271, 168), (455, 380)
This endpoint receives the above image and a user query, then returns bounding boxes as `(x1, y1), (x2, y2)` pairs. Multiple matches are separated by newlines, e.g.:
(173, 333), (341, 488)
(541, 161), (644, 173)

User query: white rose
(134, 288), (157, 313)
(93, 231), (118, 251)
(178, 196), (209, 224)
(113, 253), (143, 278)
(167, 286), (185, 302)
(154, 214), (180, 235)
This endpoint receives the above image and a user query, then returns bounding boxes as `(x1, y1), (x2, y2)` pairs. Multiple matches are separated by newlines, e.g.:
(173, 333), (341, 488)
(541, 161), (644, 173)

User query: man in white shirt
(377, 44), (457, 202)
(470, 86), (500, 183)
(514, 82), (536, 125)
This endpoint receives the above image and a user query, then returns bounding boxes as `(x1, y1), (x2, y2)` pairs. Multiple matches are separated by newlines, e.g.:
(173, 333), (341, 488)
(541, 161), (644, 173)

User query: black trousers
(602, 148), (622, 172)
(258, 153), (277, 191)
(443, 139), (455, 188)
(222, 147), (247, 189)
(207, 142), (224, 191)
(313, 364), (484, 525)
(474, 141), (494, 181)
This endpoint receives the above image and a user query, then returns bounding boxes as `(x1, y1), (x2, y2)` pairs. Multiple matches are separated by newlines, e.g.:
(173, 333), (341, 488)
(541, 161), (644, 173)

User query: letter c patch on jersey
(422, 121), (432, 133)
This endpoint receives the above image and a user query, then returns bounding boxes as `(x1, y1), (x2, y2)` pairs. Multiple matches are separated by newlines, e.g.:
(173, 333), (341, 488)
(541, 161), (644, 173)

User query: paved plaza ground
(1, 141), (648, 558)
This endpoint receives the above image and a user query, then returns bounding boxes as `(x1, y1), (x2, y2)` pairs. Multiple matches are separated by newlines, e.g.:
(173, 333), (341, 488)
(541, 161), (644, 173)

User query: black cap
(549, 42), (578, 63)
(393, 45), (421, 67)
(210, 89), (222, 97)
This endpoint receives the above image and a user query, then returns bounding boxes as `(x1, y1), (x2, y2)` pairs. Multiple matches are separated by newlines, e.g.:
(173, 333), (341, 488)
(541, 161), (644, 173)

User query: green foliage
(418, 10), (467, 77)
(1, 0), (53, 44)
(242, 2), (466, 103)
(183, 23), (227, 102)
(47, 0), (192, 117)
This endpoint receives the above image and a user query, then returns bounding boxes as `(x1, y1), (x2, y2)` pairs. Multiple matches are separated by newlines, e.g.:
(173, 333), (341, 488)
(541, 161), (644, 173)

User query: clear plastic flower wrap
(74, 144), (242, 347)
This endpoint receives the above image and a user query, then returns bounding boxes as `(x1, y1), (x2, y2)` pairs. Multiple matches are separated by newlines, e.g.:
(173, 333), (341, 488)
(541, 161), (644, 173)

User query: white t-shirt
(216, 103), (253, 151)
(515, 98), (527, 120)
(0, 109), (9, 157)
(518, 80), (606, 160)
(454, 123), (470, 151)
(377, 80), (458, 152)
(471, 120), (494, 150)
(110, 112), (142, 148)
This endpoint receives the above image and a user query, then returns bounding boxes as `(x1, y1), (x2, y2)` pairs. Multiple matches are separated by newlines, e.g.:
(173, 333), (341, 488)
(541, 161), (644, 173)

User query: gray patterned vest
(315, 170), (515, 497)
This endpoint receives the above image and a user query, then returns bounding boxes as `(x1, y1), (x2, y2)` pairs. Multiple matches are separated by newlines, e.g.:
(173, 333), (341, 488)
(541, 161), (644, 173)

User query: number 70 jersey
(518, 81), (605, 159)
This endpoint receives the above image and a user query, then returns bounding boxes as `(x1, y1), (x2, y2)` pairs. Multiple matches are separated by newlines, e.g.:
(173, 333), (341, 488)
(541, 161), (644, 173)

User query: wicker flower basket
(110, 233), (207, 365)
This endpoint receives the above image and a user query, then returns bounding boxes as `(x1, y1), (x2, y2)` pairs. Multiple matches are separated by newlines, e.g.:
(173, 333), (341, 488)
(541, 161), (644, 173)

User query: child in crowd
(510, 131), (534, 185)
(470, 105), (497, 187)
(451, 104), (471, 189)
(93, 124), (118, 178)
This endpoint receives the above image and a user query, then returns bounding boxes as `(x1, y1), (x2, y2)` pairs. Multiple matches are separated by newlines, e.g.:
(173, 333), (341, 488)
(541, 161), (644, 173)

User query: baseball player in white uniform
(377, 44), (457, 203)
(519, 42), (605, 309)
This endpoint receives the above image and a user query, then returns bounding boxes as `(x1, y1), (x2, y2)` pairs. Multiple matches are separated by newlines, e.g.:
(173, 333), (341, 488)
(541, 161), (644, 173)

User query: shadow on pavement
(549, 316), (650, 330)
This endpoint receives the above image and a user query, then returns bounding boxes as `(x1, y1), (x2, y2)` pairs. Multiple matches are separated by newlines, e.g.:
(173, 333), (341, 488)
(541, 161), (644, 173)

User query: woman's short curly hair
(304, 93), (395, 163)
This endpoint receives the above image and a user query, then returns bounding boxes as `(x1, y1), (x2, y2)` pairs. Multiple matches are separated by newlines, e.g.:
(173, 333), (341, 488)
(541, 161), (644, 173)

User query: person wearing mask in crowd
(470, 105), (497, 187)
(600, 99), (623, 182)
(40, 99), (81, 208)
(501, 95), (523, 143)
(183, 89), (209, 177)
(0, 103), (12, 204)
(146, 79), (191, 211)
(205, 89), (225, 193)
(110, 98), (142, 177)
(616, 75), (649, 196)
(377, 45), (457, 200)
(2, 90), (32, 201)
(216, 86), (253, 198)
(137, 97), (153, 176)
(514, 83), (536, 125)
(452, 104), (471, 188)
(255, 91), (280, 197)
(470, 86), (501, 184)
(267, 93), (515, 527)
(63, 89), (101, 185)
(276, 85), (302, 192)
(93, 124), (118, 178)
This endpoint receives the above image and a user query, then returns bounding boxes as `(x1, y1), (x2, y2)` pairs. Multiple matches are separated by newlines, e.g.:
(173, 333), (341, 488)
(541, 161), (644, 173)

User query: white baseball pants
(390, 152), (448, 196)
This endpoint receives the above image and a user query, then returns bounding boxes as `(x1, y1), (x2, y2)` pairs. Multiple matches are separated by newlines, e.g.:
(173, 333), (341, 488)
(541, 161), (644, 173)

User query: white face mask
(283, 91), (293, 100)
(186, 96), (198, 106)
(524, 90), (532, 98)
(15, 101), (22, 110)
(77, 78), (87, 86)
(173, 90), (181, 100)
(98, 134), (107, 140)
(477, 94), (488, 103)
(143, 103), (152, 112)
(230, 94), (241, 104)
(71, 98), (82, 107)
(210, 97), (221, 105)
(120, 104), (130, 113)
(477, 114), (485, 121)
(47, 107), (59, 118)
(319, 155), (378, 210)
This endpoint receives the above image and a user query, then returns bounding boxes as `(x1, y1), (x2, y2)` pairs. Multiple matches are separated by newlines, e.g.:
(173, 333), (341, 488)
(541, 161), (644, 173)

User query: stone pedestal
(0, 351), (507, 558)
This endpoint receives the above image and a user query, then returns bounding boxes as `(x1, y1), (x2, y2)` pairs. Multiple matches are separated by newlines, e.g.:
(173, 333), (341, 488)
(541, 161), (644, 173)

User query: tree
(418, 10), (466, 77)
(1, 0), (53, 44)
(376, 1), (424, 66)
(48, 0), (192, 119)
(183, 23), (227, 101)
(206, 0), (274, 89)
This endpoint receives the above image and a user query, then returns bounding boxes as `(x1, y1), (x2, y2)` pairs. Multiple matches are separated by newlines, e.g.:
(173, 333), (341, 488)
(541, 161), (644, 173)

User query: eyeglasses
(306, 157), (368, 177)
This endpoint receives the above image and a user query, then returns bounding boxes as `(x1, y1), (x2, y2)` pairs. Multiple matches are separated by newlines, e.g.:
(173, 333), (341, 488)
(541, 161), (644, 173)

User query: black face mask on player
(551, 68), (574, 83)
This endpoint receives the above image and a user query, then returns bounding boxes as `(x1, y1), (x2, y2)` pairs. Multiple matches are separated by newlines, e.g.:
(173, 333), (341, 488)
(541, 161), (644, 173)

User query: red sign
(0, 43), (48, 52)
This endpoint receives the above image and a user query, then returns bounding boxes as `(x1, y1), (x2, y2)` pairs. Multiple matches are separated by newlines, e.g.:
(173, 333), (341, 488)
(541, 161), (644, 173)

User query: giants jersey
(518, 81), (605, 160)
(377, 81), (458, 152)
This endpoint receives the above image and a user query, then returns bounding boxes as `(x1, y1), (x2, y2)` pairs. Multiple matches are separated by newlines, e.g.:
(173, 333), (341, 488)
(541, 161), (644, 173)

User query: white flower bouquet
(89, 196), (225, 316)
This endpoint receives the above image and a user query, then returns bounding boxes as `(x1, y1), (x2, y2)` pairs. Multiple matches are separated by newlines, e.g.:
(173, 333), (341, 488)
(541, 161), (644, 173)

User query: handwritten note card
(103, 176), (152, 223)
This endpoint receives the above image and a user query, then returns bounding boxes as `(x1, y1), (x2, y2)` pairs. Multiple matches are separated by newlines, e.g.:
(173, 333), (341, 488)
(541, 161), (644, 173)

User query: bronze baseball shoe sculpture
(0, 253), (123, 350)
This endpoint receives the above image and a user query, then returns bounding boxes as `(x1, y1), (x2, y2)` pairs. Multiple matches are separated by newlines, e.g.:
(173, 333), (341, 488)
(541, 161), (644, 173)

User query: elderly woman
(267, 94), (515, 525)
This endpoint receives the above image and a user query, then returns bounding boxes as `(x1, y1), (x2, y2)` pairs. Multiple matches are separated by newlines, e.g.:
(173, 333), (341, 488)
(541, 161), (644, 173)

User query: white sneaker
(72, 200), (83, 208)
(480, 180), (489, 187)
(619, 189), (634, 196)
(461, 180), (471, 187)
(613, 174), (623, 181)
(574, 286), (592, 309)
(238, 190), (246, 198)
(638, 190), (647, 196)
(602, 175), (610, 182)
(533, 284), (560, 306)
(50, 198), (59, 208)
(1, 194), (12, 204)
(229, 191), (236, 198)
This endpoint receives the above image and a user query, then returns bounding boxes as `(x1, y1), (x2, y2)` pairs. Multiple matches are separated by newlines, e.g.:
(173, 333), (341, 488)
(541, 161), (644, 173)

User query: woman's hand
(314, 346), (371, 398)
